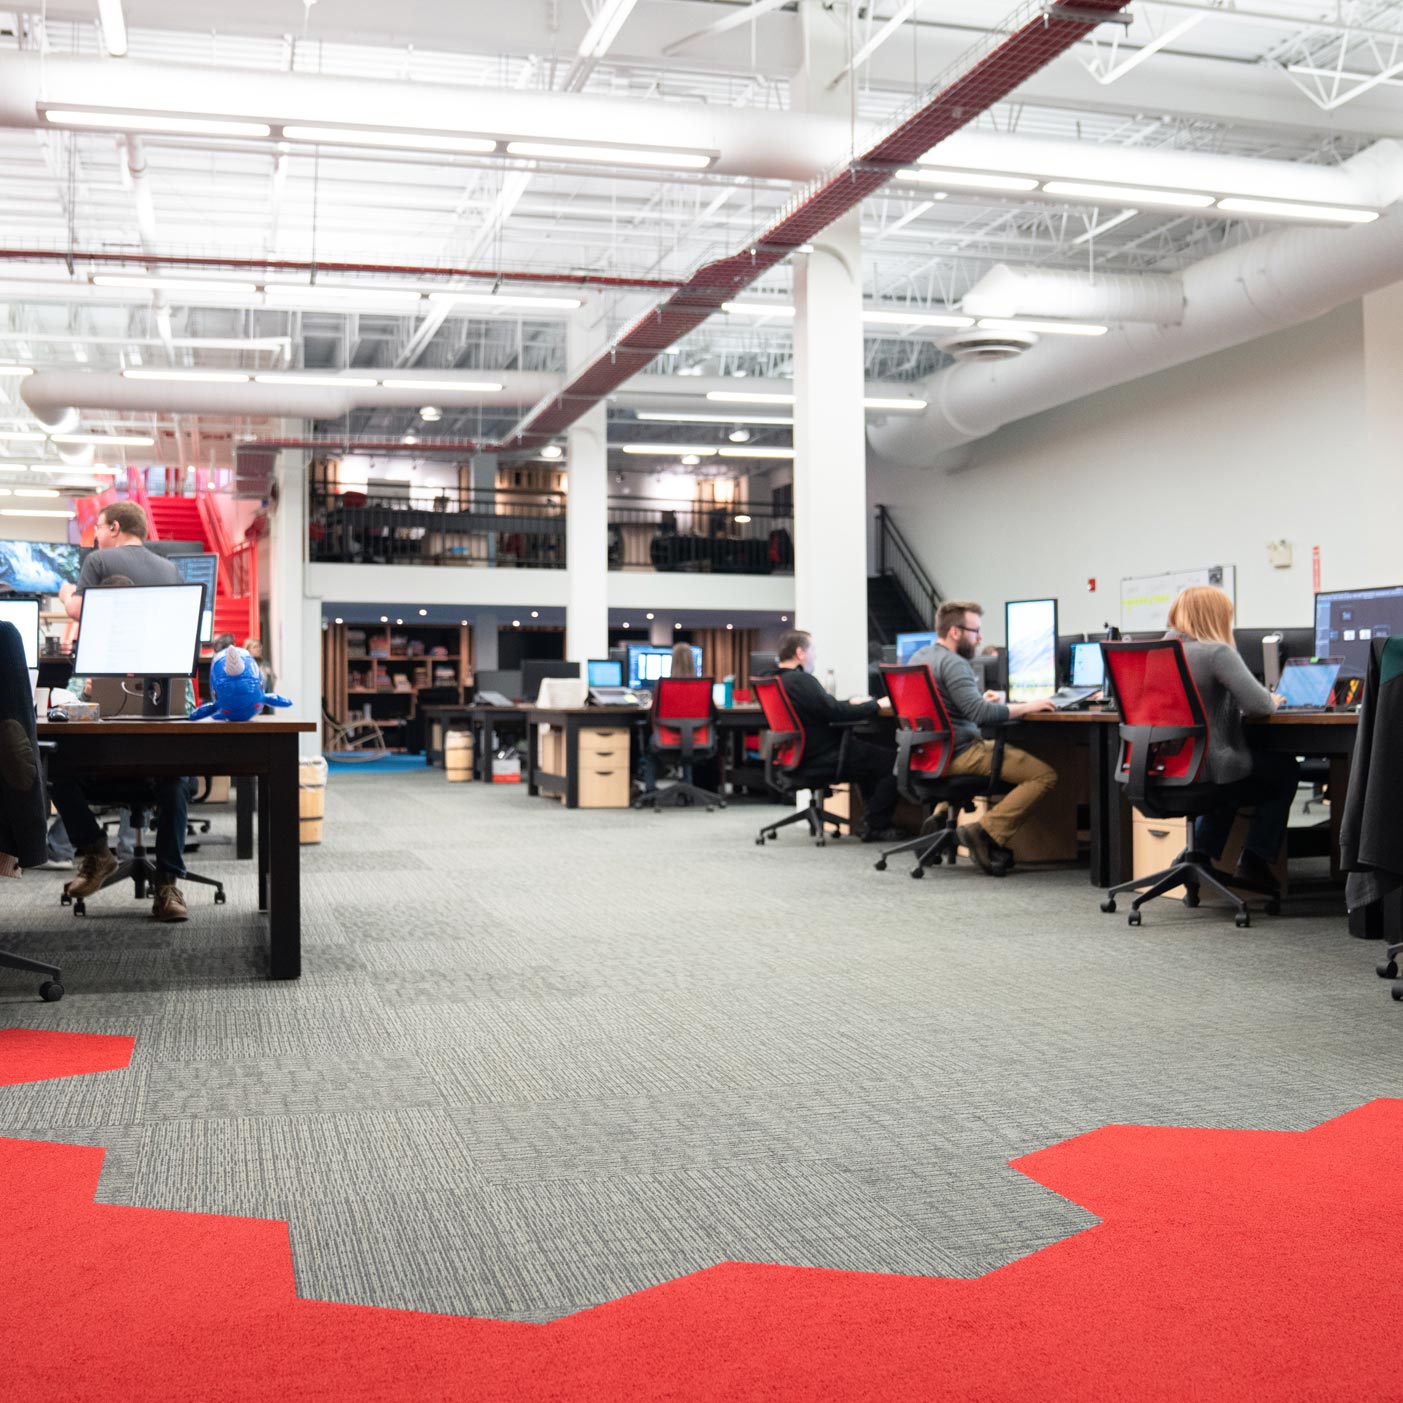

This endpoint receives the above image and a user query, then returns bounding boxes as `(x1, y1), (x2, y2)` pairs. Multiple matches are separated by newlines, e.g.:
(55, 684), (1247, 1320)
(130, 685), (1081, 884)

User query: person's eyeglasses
(955, 624), (982, 638)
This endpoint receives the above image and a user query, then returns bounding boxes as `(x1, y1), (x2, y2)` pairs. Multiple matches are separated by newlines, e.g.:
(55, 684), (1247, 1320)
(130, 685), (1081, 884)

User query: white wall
(868, 303), (1372, 639)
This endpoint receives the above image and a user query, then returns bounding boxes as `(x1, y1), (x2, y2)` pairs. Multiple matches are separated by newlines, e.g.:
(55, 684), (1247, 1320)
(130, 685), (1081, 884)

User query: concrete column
(470, 453), (498, 565)
(565, 305), (609, 662)
(474, 610), (500, 671)
(791, 1), (869, 696)
(267, 447), (322, 757)
(649, 612), (674, 646)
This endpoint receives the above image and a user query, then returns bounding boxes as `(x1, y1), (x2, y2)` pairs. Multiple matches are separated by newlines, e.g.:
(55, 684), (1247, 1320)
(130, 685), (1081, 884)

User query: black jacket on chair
(0, 621), (46, 870)
(1341, 635), (1403, 915)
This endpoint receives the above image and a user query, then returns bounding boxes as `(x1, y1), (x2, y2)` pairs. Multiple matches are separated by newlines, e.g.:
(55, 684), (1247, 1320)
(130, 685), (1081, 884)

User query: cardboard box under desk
(537, 726), (565, 777)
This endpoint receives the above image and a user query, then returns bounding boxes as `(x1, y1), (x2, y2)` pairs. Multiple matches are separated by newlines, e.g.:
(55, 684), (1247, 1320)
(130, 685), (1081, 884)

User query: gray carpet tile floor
(1, 766), (1400, 1323)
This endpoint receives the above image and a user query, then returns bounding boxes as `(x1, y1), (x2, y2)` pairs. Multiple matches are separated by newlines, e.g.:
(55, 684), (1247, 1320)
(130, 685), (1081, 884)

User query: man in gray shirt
(909, 600), (1057, 876)
(59, 500), (181, 620)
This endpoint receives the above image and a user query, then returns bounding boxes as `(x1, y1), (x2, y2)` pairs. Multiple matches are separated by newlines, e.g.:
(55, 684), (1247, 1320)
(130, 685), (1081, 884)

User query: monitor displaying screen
(1315, 585), (1403, 678)
(0, 540), (80, 595)
(1006, 598), (1058, 702)
(1069, 640), (1105, 689)
(749, 650), (779, 679)
(74, 583), (204, 678)
(0, 597), (41, 669)
(1277, 657), (1342, 708)
(587, 658), (624, 688)
(895, 631), (937, 664)
(171, 554), (218, 644)
(626, 644), (704, 689)
(521, 659), (579, 703)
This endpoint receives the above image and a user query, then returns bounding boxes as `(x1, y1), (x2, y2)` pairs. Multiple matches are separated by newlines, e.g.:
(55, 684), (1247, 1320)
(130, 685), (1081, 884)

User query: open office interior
(2, 2), (1402, 1398)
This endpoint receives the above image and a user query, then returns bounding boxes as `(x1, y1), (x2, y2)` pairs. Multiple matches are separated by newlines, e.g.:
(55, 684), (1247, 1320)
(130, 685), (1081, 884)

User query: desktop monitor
(74, 583), (203, 716)
(474, 668), (522, 700)
(1234, 628), (1272, 682)
(1006, 598), (1058, 702)
(0, 540), (79, 595)
(1056, 632), (1082, 686)
(749, 650), (779, 678)
(171, 554), (219, 645)
(1069, 640), (1105, 689)
(1314, 585), (1403, 678)
(521, 659), (580, 703)
(0, 597), (41, 669)
(895, 631), (937, 664)
(587, 658), (624, 688)
(625, 643), (699, 689)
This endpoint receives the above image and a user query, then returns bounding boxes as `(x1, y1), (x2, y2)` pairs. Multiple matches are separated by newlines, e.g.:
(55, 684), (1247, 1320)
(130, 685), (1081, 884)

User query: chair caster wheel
(1393, 984), (1403, 1002)
(60, 889), (70, 906)
(73, 899), (85, 917)
(1127, 910), (1142, 927)
(755, 837), (765, 846)
(718, 801), (727, 809)
(1100, 899), (1116, 914)
(815, 839), (826, 848)
(945, 851), (957, 865)
(1235, 912), (1251, 929)
(1183, 887), (1199, 908)
(1378, 959), (1398, 980)
(214, 890), (227, 905)
(874, 860), (887, 872)
(1264, 899), (1280, 916)
(39, 981), (63, 1002)
(910, 866), (924, 879)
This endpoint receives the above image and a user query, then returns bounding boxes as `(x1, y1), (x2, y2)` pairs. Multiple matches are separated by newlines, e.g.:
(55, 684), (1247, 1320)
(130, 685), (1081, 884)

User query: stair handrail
(194, 468), (234, 582)
(875, 505), (941, 629)
(127, 468), (157, 540)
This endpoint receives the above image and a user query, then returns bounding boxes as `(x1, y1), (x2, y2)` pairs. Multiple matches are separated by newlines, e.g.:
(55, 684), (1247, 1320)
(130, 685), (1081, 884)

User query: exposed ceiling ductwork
(961, 265), (1186, 325)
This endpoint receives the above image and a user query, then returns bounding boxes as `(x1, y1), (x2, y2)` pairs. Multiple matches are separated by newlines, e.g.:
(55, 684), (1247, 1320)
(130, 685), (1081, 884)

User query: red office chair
(752, 675), (850, 847)
(873, 664), (1009, 879)
(635, 676), (723, 812)
(1099, 639), (1279, 928)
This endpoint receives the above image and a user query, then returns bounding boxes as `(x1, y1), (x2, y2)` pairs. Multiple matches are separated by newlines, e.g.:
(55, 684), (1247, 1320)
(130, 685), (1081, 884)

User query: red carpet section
(0, 1026), (134, 1086)
(2, 1031), (1399, 1400)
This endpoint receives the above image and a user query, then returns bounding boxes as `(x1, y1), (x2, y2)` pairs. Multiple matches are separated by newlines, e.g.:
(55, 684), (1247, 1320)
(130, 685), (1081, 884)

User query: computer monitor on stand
(73, 583), (203, 719)
(0, 597), (41, 670)
(1006, 598), (1058, 701)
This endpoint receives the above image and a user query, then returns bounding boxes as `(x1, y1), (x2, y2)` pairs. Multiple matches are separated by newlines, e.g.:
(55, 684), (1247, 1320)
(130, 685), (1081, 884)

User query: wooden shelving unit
(322, 620), (473, 753)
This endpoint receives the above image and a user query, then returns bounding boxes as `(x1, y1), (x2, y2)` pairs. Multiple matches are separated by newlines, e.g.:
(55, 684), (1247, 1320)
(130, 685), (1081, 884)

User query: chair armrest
(981, 722), (1013, 794)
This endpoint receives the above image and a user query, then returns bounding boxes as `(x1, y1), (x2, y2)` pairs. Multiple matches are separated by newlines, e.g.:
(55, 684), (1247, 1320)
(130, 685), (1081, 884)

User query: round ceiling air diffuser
(936, 327), (1039, 362)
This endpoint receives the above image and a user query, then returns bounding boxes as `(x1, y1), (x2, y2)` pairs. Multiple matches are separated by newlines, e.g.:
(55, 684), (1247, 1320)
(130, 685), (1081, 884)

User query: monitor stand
(133, 676), (179, 721)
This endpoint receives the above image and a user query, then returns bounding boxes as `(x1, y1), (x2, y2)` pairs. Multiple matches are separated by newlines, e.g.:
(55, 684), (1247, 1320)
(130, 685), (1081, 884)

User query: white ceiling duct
(961, 265), (1185, 325)
(869, 142), (1403, 466)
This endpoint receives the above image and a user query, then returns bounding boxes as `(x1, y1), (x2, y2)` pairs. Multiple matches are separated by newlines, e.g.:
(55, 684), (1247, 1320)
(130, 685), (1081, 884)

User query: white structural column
(267, 447), (322, 757)
(1360, 283), (1403, 592)
(470, 453), (498, 565)
(791, 0), (870, 696)
(565, 304), (610, 661)
(649, 612), (675, 645)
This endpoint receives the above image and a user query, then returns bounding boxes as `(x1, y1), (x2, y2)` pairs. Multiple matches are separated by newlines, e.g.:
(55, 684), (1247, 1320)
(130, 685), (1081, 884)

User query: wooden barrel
(445, 730), (474, 782)
(299, 757), (327, 844)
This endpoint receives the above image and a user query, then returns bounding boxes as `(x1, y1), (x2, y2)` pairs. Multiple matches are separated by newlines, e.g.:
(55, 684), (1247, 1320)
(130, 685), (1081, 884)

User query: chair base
(0, 949), (64, 1000)
(635, 781), (724, 812)
(1099, 849), (1279, 928)
(1377, 941), (1403, 1001)
(62, 856), (226, 917)
(873, 817), (961, 879)
(757, 793), (845, 847)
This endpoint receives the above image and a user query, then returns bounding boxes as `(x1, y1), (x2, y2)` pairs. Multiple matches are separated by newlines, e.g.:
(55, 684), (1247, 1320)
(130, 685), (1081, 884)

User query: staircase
(146, 493), (258, 643)
(869, 506), (941, 644)
(867, 574), (926, 643)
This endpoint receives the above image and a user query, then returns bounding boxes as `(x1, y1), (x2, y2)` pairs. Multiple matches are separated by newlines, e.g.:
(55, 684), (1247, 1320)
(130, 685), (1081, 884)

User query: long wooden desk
(525, 706), (646, 807)
(38, 718), (315, 980)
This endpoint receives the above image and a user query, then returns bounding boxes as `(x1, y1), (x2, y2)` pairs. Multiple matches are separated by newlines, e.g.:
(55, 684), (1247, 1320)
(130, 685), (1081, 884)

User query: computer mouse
(46, 708), (68, 722)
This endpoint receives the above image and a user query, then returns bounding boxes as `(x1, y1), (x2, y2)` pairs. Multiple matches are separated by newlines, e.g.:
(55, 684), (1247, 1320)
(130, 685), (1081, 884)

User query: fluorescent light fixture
(578, 0), (641, 58)
(0, 366), (33, 378)
(252, 373), (380, 388)
(0, 465), (29, 473)
(11, 488), (60, 499)
(0, 430), (47, 442)
(722, 301), (796, 318)
(1216, 197), (1379, 225)
(621, 444), (719, 456)
(634, 411), (794, 426)
(864, 309), (975, 330)
(43, 108), (272, 138)
(50, 432), (156, 445)
(97, 0), (128, 56)
(977, 318), (1109, 337)
(262, 285), (424, 310)
(450, 292), (583, 310)
(863, 397), (929, 412)
(718, 445), (793, 459)
(705, 391), (794, 405)
(898, 168), (1038, 192)
(0, 508), (76, 518)
(378, 378), (503, 392)
(91, 274), (260, 294)
(1041, 180), (1215, 210)
(281, 124), (497, 154)
(122, 369), (251, 383)
(505, 140), (713, 170)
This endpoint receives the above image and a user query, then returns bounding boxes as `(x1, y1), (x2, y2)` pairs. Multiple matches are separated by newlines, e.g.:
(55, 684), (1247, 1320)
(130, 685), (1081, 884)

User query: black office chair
(0, 621), (63, 1000)
(752, 675), (851, 847)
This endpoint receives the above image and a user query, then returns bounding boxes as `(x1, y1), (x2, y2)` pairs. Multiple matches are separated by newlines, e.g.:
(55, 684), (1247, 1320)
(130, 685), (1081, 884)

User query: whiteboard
(1120, 565), (1236, 634)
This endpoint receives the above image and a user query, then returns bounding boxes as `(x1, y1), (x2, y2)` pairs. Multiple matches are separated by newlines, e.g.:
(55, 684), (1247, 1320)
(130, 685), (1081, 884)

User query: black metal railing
(309, 485), (567, 568)
(607, 499), (794, 574)
(874, 505), (940, 627)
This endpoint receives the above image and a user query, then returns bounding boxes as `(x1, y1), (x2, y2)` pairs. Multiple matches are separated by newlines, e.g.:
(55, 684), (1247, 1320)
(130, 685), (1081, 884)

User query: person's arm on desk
(1212, 646), (1279, 717)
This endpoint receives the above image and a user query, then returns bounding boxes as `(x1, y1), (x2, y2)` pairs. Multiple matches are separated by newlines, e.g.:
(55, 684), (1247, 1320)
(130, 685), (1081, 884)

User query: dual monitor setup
(477, 644), (709, 706)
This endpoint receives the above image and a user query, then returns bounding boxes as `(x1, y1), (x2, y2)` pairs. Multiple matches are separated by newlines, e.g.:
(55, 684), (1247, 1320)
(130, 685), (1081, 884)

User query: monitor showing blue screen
(1069, 640), (1105, 688)
(587, 658), (624, 687)
(1277, 658), (1341, 708)
(895, 631), (937, 664)
(1006, 598), (1058, 702)
(626, 643), (703, 688)
(0, 540), (80, 595)
(1315, 584), (1403, 678)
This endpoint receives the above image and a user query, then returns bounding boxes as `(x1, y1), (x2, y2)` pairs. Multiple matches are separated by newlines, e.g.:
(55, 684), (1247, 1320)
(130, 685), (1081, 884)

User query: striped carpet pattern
(0, 770), (1397, 1323)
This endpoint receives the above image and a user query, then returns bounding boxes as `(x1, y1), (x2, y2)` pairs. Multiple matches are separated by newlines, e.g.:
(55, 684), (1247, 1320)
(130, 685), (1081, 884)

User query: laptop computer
(1276, 657), (1343, 711)
(589, 686), (646, 706)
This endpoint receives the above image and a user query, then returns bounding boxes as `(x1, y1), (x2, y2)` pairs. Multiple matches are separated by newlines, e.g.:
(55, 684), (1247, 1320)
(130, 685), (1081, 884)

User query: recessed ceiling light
(725, 623), (734, 630)
(1040, 180), (1215, 210)
(540, 444), (563, 460)
(645, 612), (655, 620)
(122, 369), (250, 383)
(380, 616), (388, 622)
(334, 617), (344, 624)
(1216, 196), (1379, 224)
(728, 428), (751, 442)
(396, 619), (404, 625)
(531, 610), (540, 618)
(513, 619), (521, 627)
(734, 514), (752, 524)
(418, 608), (428, 616)
(380, 379), (503, 393)
(674, 622), (681, 630)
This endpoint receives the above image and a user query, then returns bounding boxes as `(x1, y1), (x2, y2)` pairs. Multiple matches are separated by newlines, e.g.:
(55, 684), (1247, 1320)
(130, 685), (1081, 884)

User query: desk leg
(257, 774), (269, 913)
(565, 719), (579, 809)
(1087, 728), (1107, 887)
(235, 774), (254, 860)
(526, 722), (539, 796)
(1097, 726), (1132, 888)
(266, 740), (301, 980)
(1329, 756), (1351, 884)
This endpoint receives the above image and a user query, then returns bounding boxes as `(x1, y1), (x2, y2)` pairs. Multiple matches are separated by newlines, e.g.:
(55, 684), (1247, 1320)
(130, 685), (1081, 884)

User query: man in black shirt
(776, 629), (899, 841)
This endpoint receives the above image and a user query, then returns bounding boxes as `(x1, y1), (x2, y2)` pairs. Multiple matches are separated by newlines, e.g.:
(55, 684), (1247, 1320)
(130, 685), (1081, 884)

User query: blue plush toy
(190, 645), (293, 722)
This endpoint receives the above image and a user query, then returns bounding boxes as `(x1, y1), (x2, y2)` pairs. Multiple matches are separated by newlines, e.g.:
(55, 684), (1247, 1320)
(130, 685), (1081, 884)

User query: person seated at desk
(641, 643), (717, 794)
(1166, 585), (1297, 896)
(775, 629), (899, 843)
(908, 601), (1057, 877)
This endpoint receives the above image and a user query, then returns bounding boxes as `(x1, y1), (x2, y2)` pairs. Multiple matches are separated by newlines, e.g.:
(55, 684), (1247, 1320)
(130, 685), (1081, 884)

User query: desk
(419, 705), (485, 768)
(1017, 710), (1358, 888)
(38, 718), (315, 979)
(526, 707), (647, 807)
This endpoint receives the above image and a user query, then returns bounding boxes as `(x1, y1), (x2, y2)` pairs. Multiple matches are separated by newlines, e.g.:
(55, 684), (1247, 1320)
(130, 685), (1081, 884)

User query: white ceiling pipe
(869, 192), (1403, 465)
(961, 265), (1185, 324)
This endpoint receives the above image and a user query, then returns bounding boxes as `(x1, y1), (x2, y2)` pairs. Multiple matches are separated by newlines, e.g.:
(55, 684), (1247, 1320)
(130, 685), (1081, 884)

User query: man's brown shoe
(152, 881), (189, 923)
(66, 848), (119, 899)
(957, 824), (1006, 877)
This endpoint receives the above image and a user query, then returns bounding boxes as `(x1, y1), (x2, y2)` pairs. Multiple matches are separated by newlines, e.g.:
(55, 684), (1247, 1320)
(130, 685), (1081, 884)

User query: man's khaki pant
(947, 739), (1058, 846)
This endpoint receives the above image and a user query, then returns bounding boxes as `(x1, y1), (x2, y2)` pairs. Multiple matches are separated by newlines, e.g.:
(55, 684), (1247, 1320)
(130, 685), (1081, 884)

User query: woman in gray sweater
(1166, 586), (1299, 894)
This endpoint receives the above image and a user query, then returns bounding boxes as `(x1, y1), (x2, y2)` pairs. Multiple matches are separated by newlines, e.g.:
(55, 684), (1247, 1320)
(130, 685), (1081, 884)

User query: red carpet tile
(2, 1033), (1401, 1400)
(0, 1026), (134, 1086)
